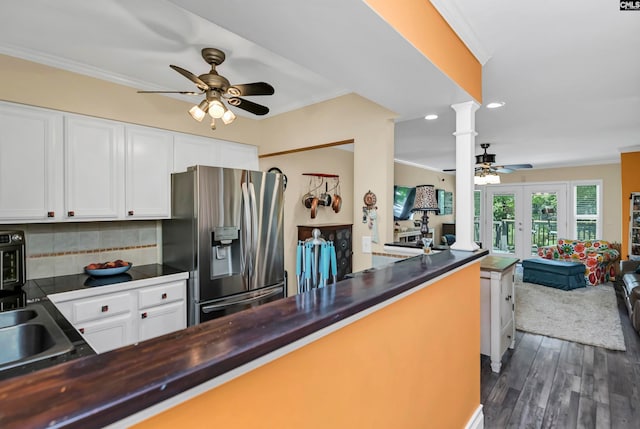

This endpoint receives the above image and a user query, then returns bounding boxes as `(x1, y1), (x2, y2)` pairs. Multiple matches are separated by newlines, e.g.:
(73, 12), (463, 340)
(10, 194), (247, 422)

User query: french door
(482, 184), (567, 260)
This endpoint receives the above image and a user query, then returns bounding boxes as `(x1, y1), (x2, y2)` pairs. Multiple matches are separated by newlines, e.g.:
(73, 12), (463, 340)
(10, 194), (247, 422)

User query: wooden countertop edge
(0, 249), (488, 429)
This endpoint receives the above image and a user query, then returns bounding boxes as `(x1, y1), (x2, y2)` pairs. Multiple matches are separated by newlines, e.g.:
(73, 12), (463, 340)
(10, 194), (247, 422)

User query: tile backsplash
(4, 221), (161, 279)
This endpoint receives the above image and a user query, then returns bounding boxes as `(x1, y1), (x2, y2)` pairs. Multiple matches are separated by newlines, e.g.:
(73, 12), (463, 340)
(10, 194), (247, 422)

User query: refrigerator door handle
(241, 181), (252, 277)
(248, 181), (259, 281)
(0, 250), (4, 290)
(201, 287), (283, 313)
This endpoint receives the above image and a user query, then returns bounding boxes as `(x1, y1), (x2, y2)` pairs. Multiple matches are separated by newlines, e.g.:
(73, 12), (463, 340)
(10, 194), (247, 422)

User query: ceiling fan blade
(502, 163), (533, 169)
(443, 168), (456, 172)
(137, 90), (202, 95)
(170, 65), (209, 91)
(227, 97), (269, 115)
(494, 167), (515, 173)
(227, 82), (275, 97)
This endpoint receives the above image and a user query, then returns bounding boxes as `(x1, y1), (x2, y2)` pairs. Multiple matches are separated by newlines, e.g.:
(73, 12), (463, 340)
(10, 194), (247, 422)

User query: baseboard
(465, 404), (484, 429)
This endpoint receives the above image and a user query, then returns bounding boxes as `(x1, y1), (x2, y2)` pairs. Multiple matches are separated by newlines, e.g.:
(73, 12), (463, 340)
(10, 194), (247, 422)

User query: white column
(450, 101), (480, 252)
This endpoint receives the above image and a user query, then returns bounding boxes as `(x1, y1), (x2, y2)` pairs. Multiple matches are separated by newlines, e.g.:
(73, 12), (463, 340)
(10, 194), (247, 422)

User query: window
(572, 182), (601, 240)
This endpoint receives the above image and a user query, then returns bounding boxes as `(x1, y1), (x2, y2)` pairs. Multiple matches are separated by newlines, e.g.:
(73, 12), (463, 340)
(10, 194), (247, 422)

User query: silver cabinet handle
(201, 288), (282, 313)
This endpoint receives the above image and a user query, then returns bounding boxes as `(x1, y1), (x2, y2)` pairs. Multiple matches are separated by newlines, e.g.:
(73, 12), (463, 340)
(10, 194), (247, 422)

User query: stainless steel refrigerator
(162, 165), (285, 326)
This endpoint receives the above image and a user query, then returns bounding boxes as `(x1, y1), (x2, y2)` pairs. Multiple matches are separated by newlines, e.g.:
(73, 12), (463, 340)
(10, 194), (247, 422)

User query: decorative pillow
(557, 239), (587, 258)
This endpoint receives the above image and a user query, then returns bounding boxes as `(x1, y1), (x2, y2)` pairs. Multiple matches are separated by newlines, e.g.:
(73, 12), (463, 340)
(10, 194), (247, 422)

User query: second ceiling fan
(444, 143), (533, 174)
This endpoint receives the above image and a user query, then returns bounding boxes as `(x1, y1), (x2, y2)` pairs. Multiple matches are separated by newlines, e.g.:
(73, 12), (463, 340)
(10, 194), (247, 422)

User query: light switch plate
(362, 236), (372, 253)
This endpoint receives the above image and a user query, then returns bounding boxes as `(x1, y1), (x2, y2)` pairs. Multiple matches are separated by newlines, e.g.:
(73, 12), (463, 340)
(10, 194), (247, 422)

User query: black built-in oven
(0, 231), (26, 291)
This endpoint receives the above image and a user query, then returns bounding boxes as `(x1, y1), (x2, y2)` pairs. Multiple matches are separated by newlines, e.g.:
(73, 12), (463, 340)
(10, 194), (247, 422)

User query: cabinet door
(217, 140), (258, 170)
(173, 133), (221, 172)
(138, 301), (186, 342)
(0, 102), (63, 221)
(65, 115), (124, 219)
(125, 125), (173, 218)
(78, 313), (135, 354)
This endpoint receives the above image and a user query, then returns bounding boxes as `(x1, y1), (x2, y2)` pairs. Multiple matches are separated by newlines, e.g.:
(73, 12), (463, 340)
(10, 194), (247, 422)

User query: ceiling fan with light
(138, 47), (274, 129)
(444, 143), (533, 184)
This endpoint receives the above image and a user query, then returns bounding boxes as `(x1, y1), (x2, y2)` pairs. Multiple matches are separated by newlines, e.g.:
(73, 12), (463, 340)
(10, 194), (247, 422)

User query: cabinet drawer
(138, 281), (185, 309)
(73, 292), (132, 324)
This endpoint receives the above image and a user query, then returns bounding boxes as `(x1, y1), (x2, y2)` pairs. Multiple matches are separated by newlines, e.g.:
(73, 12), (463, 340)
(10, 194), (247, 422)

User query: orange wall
(621, 152), (640, 259)
(364, 0), (482, 102)
(134, 263), (481, 429)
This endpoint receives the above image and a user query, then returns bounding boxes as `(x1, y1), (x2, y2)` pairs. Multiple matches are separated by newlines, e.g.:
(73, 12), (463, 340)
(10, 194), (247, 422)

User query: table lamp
(412, 184), (440, 247)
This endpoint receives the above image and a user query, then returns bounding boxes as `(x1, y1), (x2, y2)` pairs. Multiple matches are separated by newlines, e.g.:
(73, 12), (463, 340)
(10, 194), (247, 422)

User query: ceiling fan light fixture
(474, 172), (500, 185)
(208, 99), (225, 119)
(189, 100), (209, 122)
(221, 109), (236, 125)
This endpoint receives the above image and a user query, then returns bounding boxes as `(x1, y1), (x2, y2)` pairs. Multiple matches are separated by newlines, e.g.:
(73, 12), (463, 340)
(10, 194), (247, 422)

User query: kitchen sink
(0, 308), (37, 329)
(0, 305), (74, 371)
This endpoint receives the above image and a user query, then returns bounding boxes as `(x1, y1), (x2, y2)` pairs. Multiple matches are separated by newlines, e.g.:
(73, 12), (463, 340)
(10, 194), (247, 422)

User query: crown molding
(0, 43), (161, 91)
(429, 0), (491, 65)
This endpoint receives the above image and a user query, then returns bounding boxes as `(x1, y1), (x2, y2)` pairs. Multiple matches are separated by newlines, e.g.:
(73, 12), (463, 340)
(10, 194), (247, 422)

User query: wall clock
(268, 167), (287, 190)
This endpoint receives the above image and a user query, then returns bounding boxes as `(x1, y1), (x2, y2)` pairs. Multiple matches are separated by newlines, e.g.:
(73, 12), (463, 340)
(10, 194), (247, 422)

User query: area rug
(515, 275), (626, 351)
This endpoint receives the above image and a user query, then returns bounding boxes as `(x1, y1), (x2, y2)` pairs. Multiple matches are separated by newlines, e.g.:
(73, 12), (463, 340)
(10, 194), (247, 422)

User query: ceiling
(0, 0), (638, 172)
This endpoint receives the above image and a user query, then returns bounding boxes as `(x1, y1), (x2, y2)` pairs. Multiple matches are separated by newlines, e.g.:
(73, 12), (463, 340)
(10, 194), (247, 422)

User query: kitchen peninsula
(0, 249), (487, 429)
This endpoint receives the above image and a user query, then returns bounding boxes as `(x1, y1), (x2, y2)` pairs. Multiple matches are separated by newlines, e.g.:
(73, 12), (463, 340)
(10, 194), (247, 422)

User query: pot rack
(302, 172), (340, 192)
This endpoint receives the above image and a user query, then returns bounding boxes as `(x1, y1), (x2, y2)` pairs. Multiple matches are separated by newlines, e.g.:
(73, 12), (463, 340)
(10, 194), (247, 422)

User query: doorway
(482, 184), (568, 260)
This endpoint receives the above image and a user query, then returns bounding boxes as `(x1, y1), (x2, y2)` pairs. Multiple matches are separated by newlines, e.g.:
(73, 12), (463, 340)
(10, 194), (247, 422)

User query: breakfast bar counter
(0, 249), (488, 429)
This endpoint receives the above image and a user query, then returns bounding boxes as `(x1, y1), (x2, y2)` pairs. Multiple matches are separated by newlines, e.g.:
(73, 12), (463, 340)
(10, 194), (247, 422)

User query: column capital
(451, 100), (481, 114)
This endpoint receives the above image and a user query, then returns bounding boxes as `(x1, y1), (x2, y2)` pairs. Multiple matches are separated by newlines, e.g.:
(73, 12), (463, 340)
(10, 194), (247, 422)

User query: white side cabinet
(64, 115), (125, 220)
(50, 275), (187, 354)
(480, 256), (518, 373)
(125, 125), (173, 219)
(0, 102), (63, 221)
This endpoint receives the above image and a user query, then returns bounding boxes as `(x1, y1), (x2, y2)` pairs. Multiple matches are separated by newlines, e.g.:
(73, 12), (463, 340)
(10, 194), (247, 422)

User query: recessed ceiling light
(486, 102), (505, 109)
(424, 114), (438, 120)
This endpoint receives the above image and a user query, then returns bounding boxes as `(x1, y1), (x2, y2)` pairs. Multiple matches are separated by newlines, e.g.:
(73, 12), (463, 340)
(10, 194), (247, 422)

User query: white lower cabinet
(78, 313), (135, 354)
(137, 280), (186, 342)
(50, 277), (187, 354)
(139, 301), (186, 342)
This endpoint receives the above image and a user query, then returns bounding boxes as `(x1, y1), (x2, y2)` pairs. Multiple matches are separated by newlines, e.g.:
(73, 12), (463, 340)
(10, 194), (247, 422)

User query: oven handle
(201, 287), (282, 313)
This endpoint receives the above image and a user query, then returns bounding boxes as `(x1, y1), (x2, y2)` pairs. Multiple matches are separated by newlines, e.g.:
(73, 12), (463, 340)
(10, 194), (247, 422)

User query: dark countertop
(0, 250), (487, 429)
(0, 264), (187, 382)
(30, 263), (187, 296)
(384, 241), (450, 250)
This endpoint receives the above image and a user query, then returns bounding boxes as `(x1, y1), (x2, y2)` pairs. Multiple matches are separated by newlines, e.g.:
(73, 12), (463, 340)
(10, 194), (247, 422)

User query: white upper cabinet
(0, 101), (259, 223)
(64, 115), (125, 220)
(125, 125), (173, 219)
(217, 140), (259, 170)
(0, 102), (63, 221)
(173, 133), (221, 172)
(173, 133), (259, 172)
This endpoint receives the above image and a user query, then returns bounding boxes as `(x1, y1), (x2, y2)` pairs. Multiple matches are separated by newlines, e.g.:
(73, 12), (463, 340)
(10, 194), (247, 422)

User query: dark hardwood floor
(481, 283), (640, 429)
